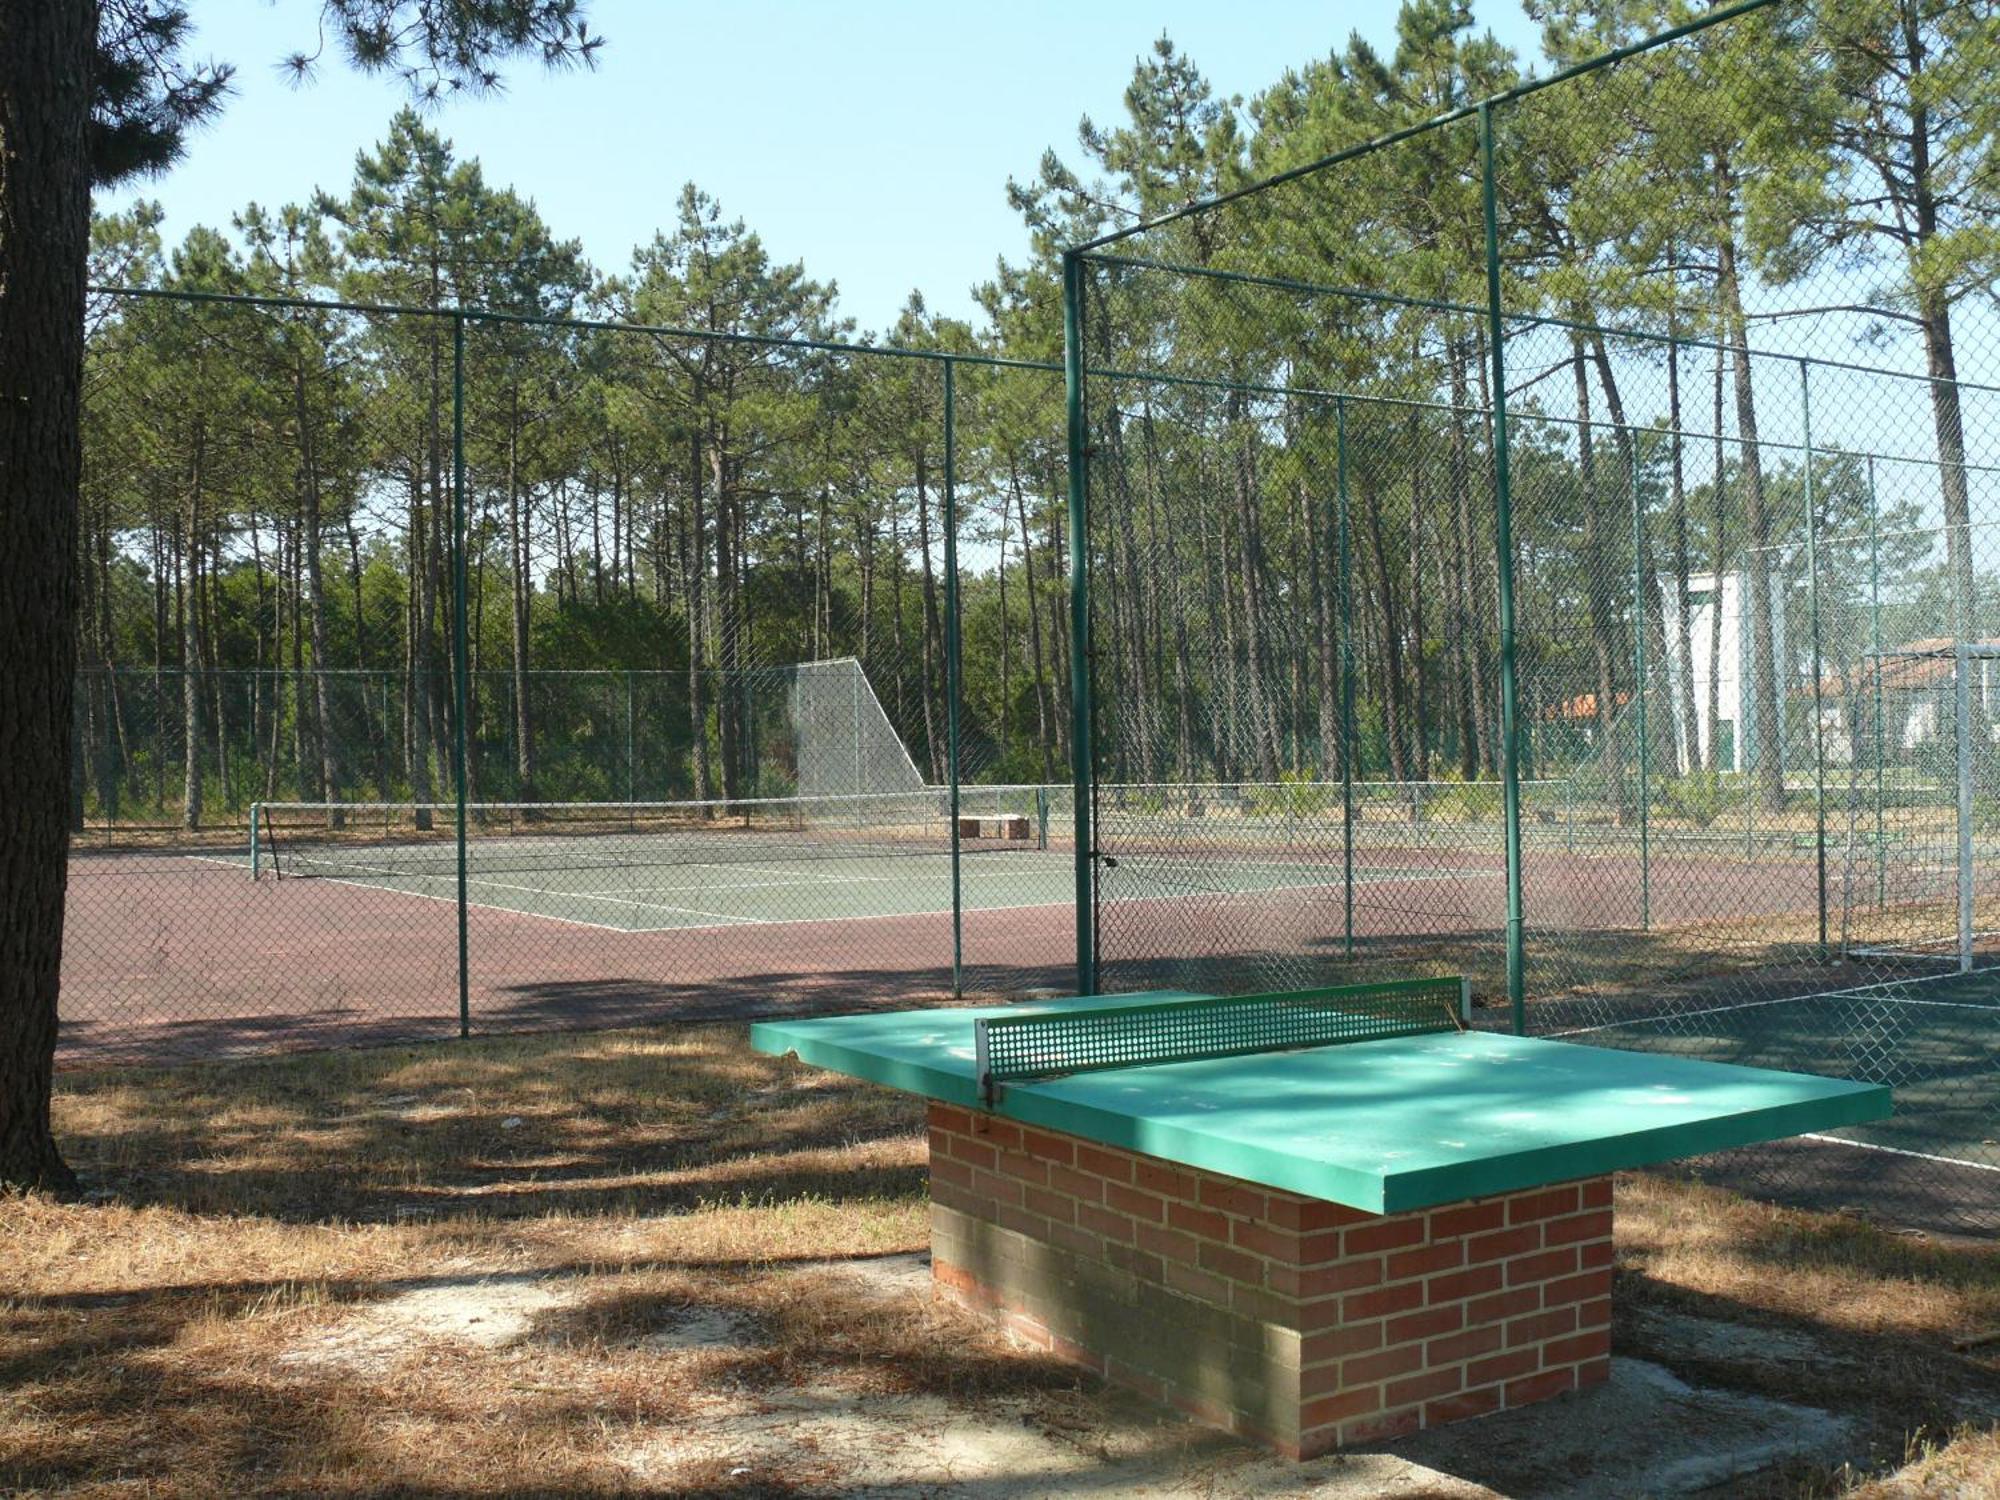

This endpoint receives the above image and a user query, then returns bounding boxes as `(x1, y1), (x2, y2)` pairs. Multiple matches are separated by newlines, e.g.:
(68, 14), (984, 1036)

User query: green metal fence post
(625, 670), (637, 803)
(1481, 102), (1527, 1035)
(1801, 361), (1828, 951)
(1867, 456), (1886, 907)
(1063, 251), (1096, 994)
(1336, 396), (1356, 959)
(1628, 428), (1651, 930)
(451, 311), (472, 1040)
(943, 357), (965, 997)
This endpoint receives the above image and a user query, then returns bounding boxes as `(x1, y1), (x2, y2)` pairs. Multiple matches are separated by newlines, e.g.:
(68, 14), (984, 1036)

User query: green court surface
(1555, 973), (1998, 1175)
(752, 988), (1891, 1214)
(226, 842), (1481, 933)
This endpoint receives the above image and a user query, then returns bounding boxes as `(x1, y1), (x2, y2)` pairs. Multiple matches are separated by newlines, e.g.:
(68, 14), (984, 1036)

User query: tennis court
(60, 791), (1521, 1067)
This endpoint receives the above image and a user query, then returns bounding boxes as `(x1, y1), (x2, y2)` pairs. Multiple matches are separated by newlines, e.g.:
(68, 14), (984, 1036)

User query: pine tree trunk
(1228, 404), (1282, 783)
(1572, 345), (1627, 823)
(1361, 469), (1411, 785)
(0, 0), (91, 1192)
(1918, 292), (1978, 640)
(508, 418), (535, 800)
(1012, 464), (1054, 783)
(686, 428), (711, 803)
(1666, 331), (1701, 775)
(1715, 193), (1785, 814)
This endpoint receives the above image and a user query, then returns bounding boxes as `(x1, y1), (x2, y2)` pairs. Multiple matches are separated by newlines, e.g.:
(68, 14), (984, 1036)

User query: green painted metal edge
(998, 1060), (1891, 1216)
(942, 358), (963, 997)
(1479, 101), (1527, 1036)
(1062, 250), (1096, 994)
(1373, 1080), (1891, 1213)
(450, 311), (472, 1042)
(749, 991), (1211, 1105)
(751, 1021), (987, 1110)
(754, 1013), (1894, 1217)
(1801, 359), (1830, 952)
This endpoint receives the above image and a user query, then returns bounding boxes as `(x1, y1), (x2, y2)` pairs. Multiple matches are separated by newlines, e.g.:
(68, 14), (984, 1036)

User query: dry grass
(6, 1024), (1998, 1496)
(1611, 1174), (2000, 1494)
(7, 1028), (1093, 1496)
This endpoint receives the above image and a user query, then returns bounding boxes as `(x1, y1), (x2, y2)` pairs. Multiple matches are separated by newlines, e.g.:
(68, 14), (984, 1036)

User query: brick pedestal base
(927, 1103), (1612, 1460)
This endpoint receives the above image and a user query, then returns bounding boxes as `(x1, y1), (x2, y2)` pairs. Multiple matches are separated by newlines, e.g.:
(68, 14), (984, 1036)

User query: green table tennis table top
(751, 990), (1893, 1214)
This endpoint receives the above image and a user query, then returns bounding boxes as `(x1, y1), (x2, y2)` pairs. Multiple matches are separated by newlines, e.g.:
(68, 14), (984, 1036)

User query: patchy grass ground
(5, 1025), (1997, 1497)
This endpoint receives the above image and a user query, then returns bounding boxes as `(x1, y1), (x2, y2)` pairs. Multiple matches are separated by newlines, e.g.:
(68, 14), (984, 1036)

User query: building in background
(1658, 571), (1790, 776)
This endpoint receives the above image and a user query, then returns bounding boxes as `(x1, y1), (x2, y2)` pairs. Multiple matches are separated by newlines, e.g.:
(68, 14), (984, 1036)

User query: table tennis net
(975, 977), (1470, 1101)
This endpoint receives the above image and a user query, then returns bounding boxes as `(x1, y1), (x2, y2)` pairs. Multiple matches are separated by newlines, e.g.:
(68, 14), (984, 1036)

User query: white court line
(248, 868), (635, 932)
(221, 852), (1499, 936)
(1550, 987), (2000, 1041)
(597, 864), (1071, 899)
(1797, 1132), (2000, 1173)
(404, 869), (761, 926)
(216, 852), (759, 931)
(681, 860), (852, 884)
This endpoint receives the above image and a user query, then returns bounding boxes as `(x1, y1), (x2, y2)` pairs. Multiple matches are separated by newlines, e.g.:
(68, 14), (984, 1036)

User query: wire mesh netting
(976, 976), (1470, 1096)
(1070, 0), (1998, 1231)
(59, 0), (1998, 1236)
(252, 788), (1056, 881)
(65, 288), (1079, 1065)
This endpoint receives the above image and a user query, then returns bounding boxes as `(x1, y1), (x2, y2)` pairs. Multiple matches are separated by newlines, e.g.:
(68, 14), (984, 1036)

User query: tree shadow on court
(55, 958), (1069, 1073)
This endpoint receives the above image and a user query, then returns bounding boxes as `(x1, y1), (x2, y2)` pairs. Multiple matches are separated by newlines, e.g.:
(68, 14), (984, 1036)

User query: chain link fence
(66, 289), (1076, 1066)
(61, 0), (1997, 1235)
(1068, 0), (1998, 1231)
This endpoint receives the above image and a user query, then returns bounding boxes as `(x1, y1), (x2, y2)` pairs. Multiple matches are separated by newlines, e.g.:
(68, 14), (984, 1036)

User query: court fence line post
(1628, 424), (1650, 930)
(1336, 395), (1356, 960)
(625, 669), (636, 803)
(1956, 643), (1974, 974)
(943, 357), (964, 997)
(1801, 361), (1829, 952)
(1480, 101), (1527, 1035)
(1867, 456), (1886, 909)
(451, 310), (472, 1041)
(1063, 250), (1096, 994)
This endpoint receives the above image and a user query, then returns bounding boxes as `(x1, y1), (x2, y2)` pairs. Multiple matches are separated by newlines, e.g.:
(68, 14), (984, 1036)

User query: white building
(1656, 570), (1789, 775)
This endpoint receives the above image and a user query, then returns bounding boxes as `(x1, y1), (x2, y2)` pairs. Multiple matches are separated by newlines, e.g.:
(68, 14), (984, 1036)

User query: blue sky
(102, 1), (1546, 333)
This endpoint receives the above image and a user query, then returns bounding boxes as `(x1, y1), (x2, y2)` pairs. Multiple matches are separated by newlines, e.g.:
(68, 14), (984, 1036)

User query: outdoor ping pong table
(752, 978), (1890, 1459)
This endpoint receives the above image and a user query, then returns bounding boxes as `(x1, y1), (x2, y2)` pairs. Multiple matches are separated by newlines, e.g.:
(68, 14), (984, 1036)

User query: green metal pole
(1801, 361), (1828, 951)
(1628, 431), (1651, 929)
(1337, 396), (1356, 959)
(625, 670), (637, 803)
(1867, 456), (1885, 907)
(1481, 103), (1527, 1035)
(943, 358), (965, 997)
(451, 312), (472, 1040)
(1063, 251), (1097, 994)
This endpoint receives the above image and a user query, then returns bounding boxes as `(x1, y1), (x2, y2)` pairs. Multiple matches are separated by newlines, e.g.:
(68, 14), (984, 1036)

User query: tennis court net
(251, 787), (1063, 881)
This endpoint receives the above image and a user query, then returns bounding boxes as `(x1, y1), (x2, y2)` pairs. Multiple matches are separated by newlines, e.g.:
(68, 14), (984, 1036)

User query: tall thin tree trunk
(1572, 343), (1626, 822)
(1715, 159), (1784, 812)
(0, 0), (92, 1189)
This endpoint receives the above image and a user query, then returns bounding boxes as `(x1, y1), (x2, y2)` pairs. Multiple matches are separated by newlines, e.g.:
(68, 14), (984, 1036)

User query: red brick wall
(927, 1102), (1612, 1459)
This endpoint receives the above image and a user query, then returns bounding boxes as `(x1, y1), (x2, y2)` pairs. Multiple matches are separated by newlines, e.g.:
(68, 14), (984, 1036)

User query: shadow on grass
(54, 1023), (931, 1225)
(0, 1249), (1195, 1498)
